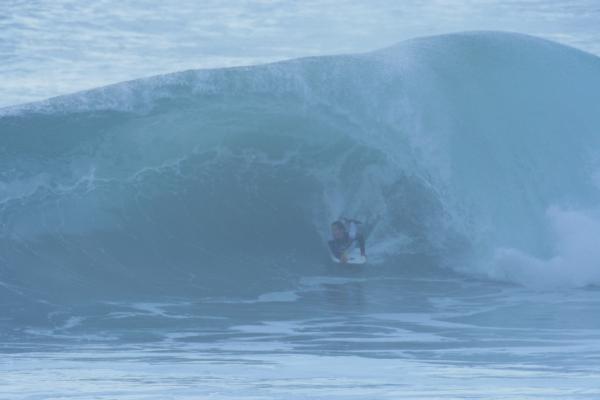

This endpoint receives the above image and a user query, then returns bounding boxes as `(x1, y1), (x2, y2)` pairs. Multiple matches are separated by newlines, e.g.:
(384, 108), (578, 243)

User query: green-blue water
(2, 29), (600, 399)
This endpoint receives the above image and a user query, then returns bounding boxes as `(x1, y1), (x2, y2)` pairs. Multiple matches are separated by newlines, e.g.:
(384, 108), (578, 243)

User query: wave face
(2, 31), (600, 305)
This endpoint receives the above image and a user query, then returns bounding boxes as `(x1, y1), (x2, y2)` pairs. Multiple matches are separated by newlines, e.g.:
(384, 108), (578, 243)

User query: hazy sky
(2, 0), (600, 107)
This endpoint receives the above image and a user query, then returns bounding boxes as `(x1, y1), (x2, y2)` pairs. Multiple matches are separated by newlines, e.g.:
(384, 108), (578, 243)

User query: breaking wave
(2, 31), (600, 306)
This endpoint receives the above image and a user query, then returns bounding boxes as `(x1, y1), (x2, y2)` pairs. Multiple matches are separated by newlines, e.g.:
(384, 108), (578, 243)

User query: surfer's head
(331, 221), (347, 239)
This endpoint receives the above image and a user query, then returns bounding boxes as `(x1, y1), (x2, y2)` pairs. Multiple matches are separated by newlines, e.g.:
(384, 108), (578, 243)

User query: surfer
(328, 219), (366, 263)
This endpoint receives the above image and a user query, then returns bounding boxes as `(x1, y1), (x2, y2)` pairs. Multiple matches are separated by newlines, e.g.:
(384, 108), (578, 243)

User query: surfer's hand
(340, 254), (348, 263)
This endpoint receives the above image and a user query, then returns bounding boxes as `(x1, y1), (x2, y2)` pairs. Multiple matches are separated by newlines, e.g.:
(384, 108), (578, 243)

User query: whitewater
(2, 30), (600, 399)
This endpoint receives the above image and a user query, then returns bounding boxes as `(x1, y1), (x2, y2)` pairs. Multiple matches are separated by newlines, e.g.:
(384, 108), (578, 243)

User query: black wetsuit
(328, 233), (366, 259)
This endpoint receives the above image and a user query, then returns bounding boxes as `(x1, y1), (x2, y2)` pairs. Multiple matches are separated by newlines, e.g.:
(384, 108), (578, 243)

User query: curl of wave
(2, 31), (600, 305)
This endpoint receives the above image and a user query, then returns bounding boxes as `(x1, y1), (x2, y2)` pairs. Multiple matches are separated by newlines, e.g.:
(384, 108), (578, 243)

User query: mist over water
(2, 2), (600, 399)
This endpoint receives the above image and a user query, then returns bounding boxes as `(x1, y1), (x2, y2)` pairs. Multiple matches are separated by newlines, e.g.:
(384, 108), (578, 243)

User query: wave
(1, 31), (600, 303)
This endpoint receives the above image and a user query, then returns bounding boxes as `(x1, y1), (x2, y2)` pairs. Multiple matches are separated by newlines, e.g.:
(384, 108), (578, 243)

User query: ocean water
(2, 2), (600, 399)
(3, 0), (600, 108)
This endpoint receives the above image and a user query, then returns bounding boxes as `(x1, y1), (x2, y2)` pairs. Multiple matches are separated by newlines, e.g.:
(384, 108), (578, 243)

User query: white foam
(489, 206), (600, 288)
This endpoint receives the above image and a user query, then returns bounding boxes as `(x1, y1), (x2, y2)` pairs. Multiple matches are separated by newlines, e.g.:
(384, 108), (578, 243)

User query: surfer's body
(328, 219), (366, 263)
